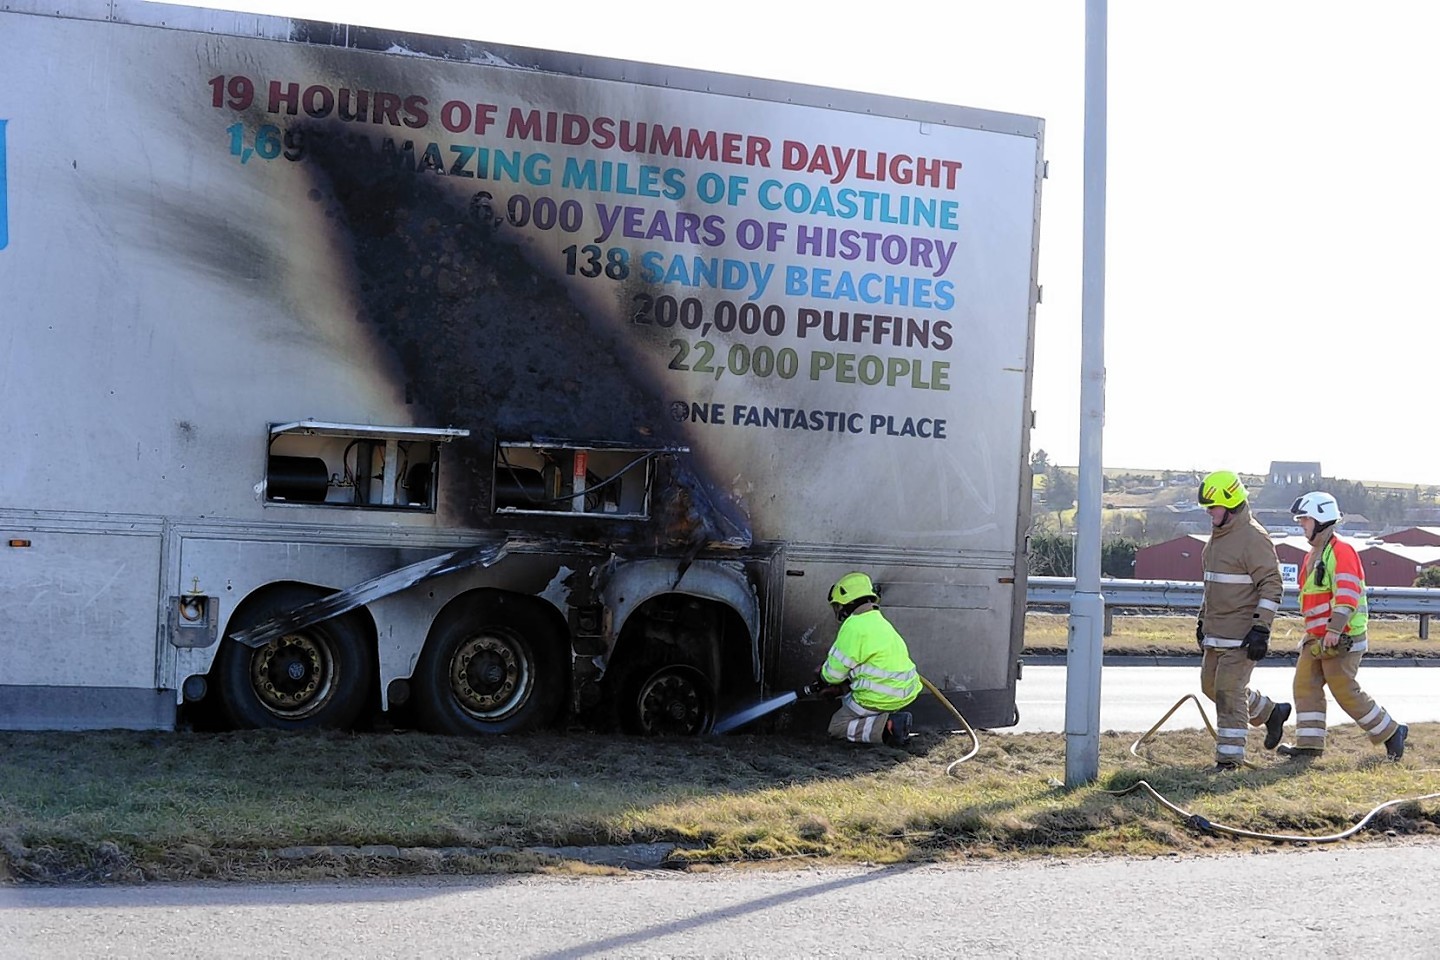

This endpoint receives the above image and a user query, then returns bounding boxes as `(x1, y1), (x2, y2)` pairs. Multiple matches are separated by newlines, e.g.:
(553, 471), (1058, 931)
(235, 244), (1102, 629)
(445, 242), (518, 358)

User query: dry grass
(2, 613), (1431, 883)
(2, 724), (1438, 883)
(1023, 613), (1438, 658)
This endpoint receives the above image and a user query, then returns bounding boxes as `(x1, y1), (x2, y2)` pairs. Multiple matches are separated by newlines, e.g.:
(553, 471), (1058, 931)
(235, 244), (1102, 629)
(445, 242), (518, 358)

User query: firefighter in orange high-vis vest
(1276, 491), (1408, 761)
(803, 572), (921, 746)
(1195, 471), (1291, 770)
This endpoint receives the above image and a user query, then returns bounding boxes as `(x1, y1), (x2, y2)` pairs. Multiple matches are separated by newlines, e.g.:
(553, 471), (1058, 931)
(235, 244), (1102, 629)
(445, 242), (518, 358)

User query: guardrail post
(1104, 607), (1113, 637)
(1422, 614), (1430, 641)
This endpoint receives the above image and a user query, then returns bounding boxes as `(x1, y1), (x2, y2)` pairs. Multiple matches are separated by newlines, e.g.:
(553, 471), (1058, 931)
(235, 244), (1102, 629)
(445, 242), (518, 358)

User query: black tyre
(412, 596), (566, 736)
(620, 662), (716, 736)
(214, 586), (374, 730)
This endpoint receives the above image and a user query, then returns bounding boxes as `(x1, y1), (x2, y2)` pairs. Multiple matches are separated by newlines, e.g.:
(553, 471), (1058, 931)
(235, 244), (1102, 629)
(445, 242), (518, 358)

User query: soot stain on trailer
(294, 124), (750, 549)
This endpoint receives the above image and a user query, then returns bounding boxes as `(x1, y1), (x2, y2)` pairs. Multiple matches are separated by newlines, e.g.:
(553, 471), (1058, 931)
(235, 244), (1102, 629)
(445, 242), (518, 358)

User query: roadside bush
(1028, 534), (1138, 578)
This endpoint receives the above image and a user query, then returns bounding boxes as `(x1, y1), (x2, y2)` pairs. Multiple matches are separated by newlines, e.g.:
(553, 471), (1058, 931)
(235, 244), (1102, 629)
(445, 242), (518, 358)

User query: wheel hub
(635, 667), (712, 736)
(450, 630), (531, 719)
(251, 632), (332, 716)
(467, 649), (510, 693)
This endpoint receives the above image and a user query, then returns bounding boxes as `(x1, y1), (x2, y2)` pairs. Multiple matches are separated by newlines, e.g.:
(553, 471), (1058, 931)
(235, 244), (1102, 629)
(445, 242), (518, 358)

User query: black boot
(1277, 743), (1323, 759)
(1385, 724), (1409, 761)
(1264, 702), (1291, 751)
(883, 711), (912, 746)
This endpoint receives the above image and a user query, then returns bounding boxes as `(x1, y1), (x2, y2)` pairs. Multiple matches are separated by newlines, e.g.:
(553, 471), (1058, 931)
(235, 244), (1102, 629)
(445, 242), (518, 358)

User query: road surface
(1010, 663), (1439, 734)
(4, 844), (1438, 958)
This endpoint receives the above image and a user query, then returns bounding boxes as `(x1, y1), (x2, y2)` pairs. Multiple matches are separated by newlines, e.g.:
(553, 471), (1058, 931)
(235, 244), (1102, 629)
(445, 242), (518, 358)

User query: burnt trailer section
(0, 1), (1044, 734)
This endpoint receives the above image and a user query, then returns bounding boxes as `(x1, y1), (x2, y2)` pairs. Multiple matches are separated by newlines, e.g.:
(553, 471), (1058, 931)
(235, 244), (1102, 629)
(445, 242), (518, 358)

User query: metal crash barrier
(1026, 577), (1440, 639)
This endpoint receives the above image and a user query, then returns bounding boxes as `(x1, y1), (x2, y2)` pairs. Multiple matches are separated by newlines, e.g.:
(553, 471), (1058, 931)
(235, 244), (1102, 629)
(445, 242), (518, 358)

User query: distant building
(1250, 509), (1378, 537)
(1268, 461), (1322, 487)
(1252, 509), (1303, 536)
(1133, 532), (1439, 586)
(1339, 512), (1378, 536)
(1379, 527), (1440, 547)
(1272, 536), (1312, 580)
(1134, 535), (1207, 581)
(1357, 543), (1440, 587)
(1136, 533), (1310, 583)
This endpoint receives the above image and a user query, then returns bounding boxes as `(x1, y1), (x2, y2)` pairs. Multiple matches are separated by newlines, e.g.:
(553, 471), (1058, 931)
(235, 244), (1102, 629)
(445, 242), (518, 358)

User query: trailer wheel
(214, 587), (373, 730)
(413, 598), (565, 736)
(622, 663), (716, 736)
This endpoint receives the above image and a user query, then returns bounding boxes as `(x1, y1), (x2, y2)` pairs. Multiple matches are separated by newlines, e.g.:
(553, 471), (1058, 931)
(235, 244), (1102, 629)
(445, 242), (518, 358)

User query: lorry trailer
(0, 0), (1045, 735)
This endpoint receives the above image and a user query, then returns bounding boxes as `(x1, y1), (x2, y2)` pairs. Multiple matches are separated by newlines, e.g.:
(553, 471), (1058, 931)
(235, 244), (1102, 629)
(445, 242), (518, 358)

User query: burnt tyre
(625, 663), (716, 736)
(214, 586), (374, 730)
(413, 597), (566, 736)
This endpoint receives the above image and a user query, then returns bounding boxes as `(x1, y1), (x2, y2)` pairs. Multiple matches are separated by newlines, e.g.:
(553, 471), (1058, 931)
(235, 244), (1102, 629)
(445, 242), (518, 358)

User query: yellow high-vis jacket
(820, 608), (921, 712)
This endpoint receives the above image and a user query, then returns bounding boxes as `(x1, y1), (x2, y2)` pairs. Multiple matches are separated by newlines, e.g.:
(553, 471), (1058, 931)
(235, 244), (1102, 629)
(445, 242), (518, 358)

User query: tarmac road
(5, 843), (1440, 958)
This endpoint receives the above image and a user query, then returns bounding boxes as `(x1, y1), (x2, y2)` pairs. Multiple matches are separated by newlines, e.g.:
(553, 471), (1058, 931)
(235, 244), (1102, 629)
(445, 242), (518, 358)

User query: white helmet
(1291, 491), (1342, 525)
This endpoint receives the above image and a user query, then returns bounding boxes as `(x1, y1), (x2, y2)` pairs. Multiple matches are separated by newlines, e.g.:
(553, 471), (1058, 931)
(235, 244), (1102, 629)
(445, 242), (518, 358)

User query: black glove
(1195, 619), (1205, 650)
(796, 665), (828, 699)
(796, 679), (846, 700)
(1243, 624), (1270, 661)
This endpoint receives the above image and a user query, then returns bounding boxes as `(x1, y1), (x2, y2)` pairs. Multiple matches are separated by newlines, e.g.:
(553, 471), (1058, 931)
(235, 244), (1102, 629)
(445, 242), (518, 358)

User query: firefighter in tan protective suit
(1275, 491), (1408, 761)
(1195, 471), (1291, 769)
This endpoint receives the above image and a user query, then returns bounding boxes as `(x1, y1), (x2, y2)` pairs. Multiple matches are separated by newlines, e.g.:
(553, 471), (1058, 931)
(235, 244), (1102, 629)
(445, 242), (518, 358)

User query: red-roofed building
(1134, 535), (1206, 581)
(1357, 543), (1440, 587)
(1378, 527), (1440, 547)
(1132, 534), (1440, 586)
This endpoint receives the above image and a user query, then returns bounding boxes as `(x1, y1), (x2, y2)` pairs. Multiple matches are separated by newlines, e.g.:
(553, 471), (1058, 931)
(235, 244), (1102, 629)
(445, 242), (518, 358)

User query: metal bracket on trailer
(228, 537), (511, 648)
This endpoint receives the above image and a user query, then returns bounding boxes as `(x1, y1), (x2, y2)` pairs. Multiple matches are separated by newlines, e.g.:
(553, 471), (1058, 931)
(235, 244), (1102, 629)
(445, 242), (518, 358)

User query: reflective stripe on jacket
(1198, 502), (1283, 644)
(820, 608), (921, 712)
(1299, 529), (1368, 644)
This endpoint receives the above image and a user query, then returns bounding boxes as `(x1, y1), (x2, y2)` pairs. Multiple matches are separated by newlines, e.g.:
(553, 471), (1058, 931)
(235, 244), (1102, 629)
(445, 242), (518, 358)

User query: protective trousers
(1292, 642), (1399, 751)
(1200, 648), (1279, 764)
(827, 695), (889, 744)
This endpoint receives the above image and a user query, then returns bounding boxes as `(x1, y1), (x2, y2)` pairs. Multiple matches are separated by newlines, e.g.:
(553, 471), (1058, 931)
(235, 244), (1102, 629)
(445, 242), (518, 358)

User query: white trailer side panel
(0, 520), (168, 728)
(0, 1), (1042, 729)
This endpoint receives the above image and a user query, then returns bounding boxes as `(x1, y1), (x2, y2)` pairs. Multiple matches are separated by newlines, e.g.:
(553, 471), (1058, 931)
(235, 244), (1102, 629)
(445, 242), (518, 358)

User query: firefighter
(1195, 470), (1292, 769)
(1277, 491), (1408, 760)
(804, 572), (921, 746)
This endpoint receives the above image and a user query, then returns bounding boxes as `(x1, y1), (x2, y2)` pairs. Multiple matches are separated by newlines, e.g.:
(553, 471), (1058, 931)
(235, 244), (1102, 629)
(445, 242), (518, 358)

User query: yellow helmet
(1197, 470), (1248, 510)
(828, 572), (878, 608)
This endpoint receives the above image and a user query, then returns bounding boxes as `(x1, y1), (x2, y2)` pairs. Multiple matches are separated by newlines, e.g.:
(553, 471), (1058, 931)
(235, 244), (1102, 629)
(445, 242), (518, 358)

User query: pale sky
(176, 0), (1440, 486)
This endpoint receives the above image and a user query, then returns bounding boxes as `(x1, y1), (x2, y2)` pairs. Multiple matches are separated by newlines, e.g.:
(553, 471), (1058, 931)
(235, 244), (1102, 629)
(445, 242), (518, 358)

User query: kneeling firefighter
(800, 572), (921, 746)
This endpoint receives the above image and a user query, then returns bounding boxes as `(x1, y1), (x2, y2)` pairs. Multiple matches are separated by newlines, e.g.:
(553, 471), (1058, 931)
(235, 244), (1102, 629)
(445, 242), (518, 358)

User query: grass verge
(1023, 613), (1439, 658)
(2, 725), (1437, 883)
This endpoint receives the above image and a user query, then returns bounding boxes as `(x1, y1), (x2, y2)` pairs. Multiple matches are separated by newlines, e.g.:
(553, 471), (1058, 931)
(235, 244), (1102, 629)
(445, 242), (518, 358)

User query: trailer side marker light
(8, 539), (31, 548)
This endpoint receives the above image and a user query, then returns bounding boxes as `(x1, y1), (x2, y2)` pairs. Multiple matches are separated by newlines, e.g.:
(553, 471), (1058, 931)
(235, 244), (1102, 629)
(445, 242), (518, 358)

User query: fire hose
(1103, 778), (1440, 843)
(919, 675), (980, 775)
(712, 672), (980, 774)
(802, 673), (980, 772)
(1111, 693), (1440, 843)
(719, 679), (1433, 842)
